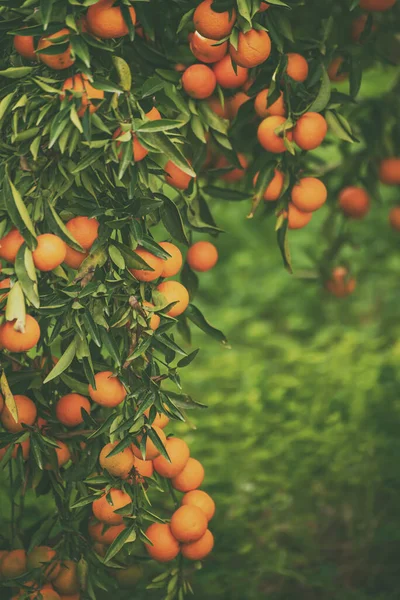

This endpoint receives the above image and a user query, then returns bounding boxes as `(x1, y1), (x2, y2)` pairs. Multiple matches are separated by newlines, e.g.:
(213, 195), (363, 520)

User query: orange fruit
(181, 529), (214, 560)
(170, 505), (208, 543)
(351, 14), (376, 42)
(293, 112), (327, 151)
(206, 95), (230, 119)
(230, 29), (271, 68)
(88, 519), (126, 545)
(359, 0), (396, 10)
(45, 440), (71, 469)
(114, 564), (143, 588)
(258, 1), (270, 10)
(0, 228), (24, 263)
(113, 108), (161, 163)
(190, 31), (228, 63)
(212, 55), (248, 89)
(142, 301), (161, 331)
(226, 91), (250, 119)
(257, 115), (293, 153)
(186, 241), (218, 272)
(63, 247), (88, 269)
(38, 29), (74, 70)
(389, 207), (400, 231)
(144, 523), (180, 562)
(159, 242), (183, 278)
(171, 457), (205, 492)
(287, 203), (312, 230)
(164, 161), (194, 190)
(286, 53), (309, 82)
(153, 437), (190, 478)
(181, 490), (216, 521)
(253, 169), (284, 202)
(0, 315), (40, 353)
(156, 281), (190, 317)
(338, 186), (370, 219)
(52, 561), (79, 595)
(379, 157), (400, 185)
(325, 267), (356, 298)
(133, 456), (154, 479)
(131, 425), (167, 460)
(182, 64), (217, 99)
(65, 216), (99, 250)
(0, 549), (27, 578)
(174, 62), (187, 72)
(55, 393), (91, 428)
(88, 371), (126, 407)
(0, 438), (30, 461)
(130, 247), (163, 282)
(99, 442), (135, 479)
(193, 0), (236, 40)
(14, 35), (36, 61)
(32, 234), (66, 272)
(92, 488), (131, 525)
(291, 177), (327, 212)
(1, 394), (37, 433)
(0, 277), (12, 302)
(27, 546), (60, 581)
(216, 153), (248, 182)
(28, 590), (61, 600)
(86, 0), (136, 38)
(254, 89), (285, 118)
(327, 56), (348, 82)
(143, 407), (169, 429)
(61, 74), (104, 118)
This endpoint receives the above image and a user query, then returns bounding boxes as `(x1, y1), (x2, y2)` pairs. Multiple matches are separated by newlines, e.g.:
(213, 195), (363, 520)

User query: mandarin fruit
(63, 247), (88, 269)
(88, 519), (126, 545)
(253, 169), (284, 202)
(61, 74), (104, 118)
(230, 29), (271, 68)
(186, 241), (218, 272)
(164, 161), (194, 190)
(182, 490), (216, 521)
(38, 29), (74, 70)
(212, 55), (248, 89)
(359, 0), (396, 10)
(287, 203), (312, 230)
(32, 234), (66, 271)
(291, 177), (327, 212)
(389, 207), (400, 231)
(0, 549), (27, 578)
(170, 505), (208, 543)
(338, 186), (370, 219)
(0, 228), (24, 263)
(144, 523), (180, 562)
(156, 281), (190, 317)
(142, 301), (161, 331)
(379, 157), (400, 185)
(133, 456), (154, 479)
(153, 437), (190, 478)
(293, 112), (327, 151)
(88, 371), (126, 407)
(0, 315), (40, 353)
(86, 0), (136, 38)
(65, 217), (99, 250)
(254, 89), (285, 118)
(182, 529), (214, 560)
(190, 31), (228, 63)
(1, 394), (37, 433)
(286, 53), (309, 82)
(193, 0), (236, 40)
(159, 242), (183, 278)
(55, 393), (90, 428)
(99, 442), (135, 479)
(92, 489), (131, 525)
(27, 546), (60, 581)
(53, 561), (79, 595)
(171, 457), (205, 492)
(216, 153), (248, 183)
(13, 35), (36, 61)
(130, 248), (163, 282)
(182, 64), (217, 99)
(325, 267), (356, 298)
(257, 115), (293, 153)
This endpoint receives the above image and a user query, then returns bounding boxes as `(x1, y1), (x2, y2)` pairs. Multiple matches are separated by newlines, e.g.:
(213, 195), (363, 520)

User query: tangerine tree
(0, 0), (399, 599)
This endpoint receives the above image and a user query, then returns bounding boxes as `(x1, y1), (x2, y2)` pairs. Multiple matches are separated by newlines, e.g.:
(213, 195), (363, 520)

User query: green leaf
(109, 245), (126, 270)
(71, 149), (103, 173)
(45, 202), (83, 251)
(177, 8), (195, 33)
(325, 109), (359, 143)
(40, 0), (55, 29)
(159, 195), (189, 245)
(137, 119), (185, 133)
(43, 338), (77, 384)
(202, 185), (252, 202)
(60, 373), (89, 396)
(185, 304), (229, 346)
(104, 524), (136, 564)
(237, 0), (252, 26)
(309, 67), (331, 113)
(0, 67), (34, 79)
(70, 36), (91, 68)
(112, 56), (132, 91)
(143, 132), (195, 177)
(177, 349), (199, 368)
(276, 219), (292, 274)
(15, 245), (40, 309)
(4, 171), (37, 248)
(0, 92), (15, 123)
(141, 75), (166, 98)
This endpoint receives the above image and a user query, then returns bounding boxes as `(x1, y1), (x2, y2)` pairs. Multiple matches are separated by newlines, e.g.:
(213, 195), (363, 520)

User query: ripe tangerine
(55, 393), (91, 427)
(156, 281), (190, 317)
(182, 64), (217, 99)
(182, 529), (214, 560)
(293, 112), (328, 151)
(144, 523), (180, 562)
(88, 371), (126, 407)
(61, 74), (104, 118)
(38, 29), (74, 70)
(338, 186), (370, 219)
(182, 490), (216, 521)
(212, 55), (248, 89)
(164, 161), (194, 190)
(170, 505), (208, 543)
(253, 169), (284, 202)
(257, 115), (293, 154)
(186, 241), (218, 272)
(254, 89), (286, 118)
(153, 437), (190, 478)
(92, 488), (131, 525)
(159, 242), (183, 278)
(0, 315), (40, 353)
(0, 228), (24, 263)
(86, 0), (136, 38)
(171, 457), (205, 492)
(193, 0), (236, 41)
(291, 177), (327, 212)
(190, 31), (228, 63)
(32, 234), (66, 271)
